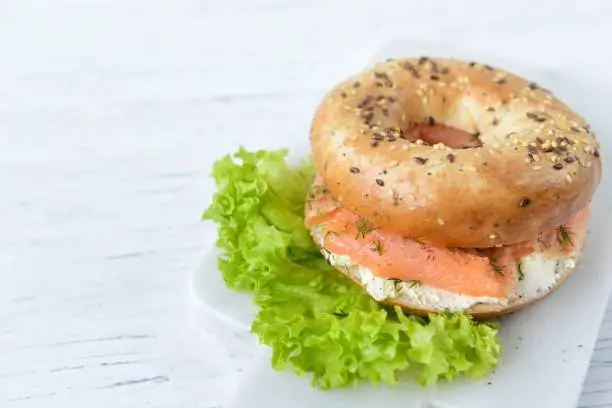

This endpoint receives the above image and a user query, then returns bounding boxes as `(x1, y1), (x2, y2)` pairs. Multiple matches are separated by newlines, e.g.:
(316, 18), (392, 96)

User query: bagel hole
(403, 123), (482, 149)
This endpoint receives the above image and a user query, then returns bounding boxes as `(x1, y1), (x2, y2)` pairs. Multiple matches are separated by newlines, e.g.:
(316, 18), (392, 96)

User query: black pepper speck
(518, 197), (531, 207)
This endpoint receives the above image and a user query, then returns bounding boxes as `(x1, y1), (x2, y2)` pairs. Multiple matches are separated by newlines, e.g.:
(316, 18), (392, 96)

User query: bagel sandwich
(305, 57), (602, 318)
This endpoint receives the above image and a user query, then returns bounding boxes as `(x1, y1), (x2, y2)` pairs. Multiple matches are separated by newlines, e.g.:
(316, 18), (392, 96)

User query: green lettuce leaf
(203, 147), (503, 389)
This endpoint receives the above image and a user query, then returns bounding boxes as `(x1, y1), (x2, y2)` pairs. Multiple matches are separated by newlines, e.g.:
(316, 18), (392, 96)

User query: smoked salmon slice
(305, 179), (589, 299)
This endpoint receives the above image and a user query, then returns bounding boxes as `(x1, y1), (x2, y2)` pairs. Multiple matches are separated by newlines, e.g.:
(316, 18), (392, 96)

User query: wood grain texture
(1, 1), (611, 407)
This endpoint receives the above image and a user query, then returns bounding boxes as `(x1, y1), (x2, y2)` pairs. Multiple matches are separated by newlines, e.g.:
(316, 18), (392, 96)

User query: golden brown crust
(310, 57), (602, 247)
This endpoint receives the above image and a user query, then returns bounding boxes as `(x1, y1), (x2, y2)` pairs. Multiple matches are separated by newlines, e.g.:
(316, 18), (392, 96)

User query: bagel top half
(310, 57), (602, 247)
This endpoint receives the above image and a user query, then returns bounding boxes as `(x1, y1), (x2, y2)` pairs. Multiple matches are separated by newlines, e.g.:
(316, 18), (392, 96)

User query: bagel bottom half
(308, 212), (587, 320)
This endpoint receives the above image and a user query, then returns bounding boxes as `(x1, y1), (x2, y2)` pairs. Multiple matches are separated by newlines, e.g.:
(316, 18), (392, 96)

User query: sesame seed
(414, 157), (428, 165)
(416, 139), (424, 145)
(566, 174), (573, 184)
(350, 167), (360, 174)
(402, 144), (410, 150)
(389, 160), (399, 167)
(553, 163), (564, 170)
(489, 233), (498, 239)
(526, 112), (546, 122)
(534, 165), (543, 170)
(550, 155), (558, 162)
(375, 179), (385, 186)
(430, 75), (440, 81)
(447, 153), (455, 163)
(437, 218), (445, 225)
(518, 197), (531, 207)
(564, 156), (576, 163)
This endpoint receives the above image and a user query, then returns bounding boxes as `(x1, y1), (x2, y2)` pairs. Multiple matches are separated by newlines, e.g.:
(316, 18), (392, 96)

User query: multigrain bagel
(310, 57), (602, 247)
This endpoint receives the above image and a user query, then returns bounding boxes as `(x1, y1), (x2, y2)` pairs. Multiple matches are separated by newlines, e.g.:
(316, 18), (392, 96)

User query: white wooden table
(2, 1), (612, 407)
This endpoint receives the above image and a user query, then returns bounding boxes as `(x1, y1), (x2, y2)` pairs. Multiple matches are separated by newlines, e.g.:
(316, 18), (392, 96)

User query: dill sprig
(321, 247), (332, 258)
(390, 278), (403, 292)
(491, 264), (505, 277)
(409, 280), (422, 288)
(324, 230), (339, 240)
(557, 225), (575, 248)
(370, 239), (384, 255)
(355, 217), (375, 239)
(517, 262), (524, 281)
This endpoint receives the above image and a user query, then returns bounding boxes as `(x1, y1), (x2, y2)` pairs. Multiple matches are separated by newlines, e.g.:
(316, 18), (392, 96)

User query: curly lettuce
(203, 147), (502, 389)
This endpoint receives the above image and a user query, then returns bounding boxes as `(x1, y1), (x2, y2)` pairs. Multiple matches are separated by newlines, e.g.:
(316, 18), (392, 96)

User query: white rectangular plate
(194, 38), (612, 408)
